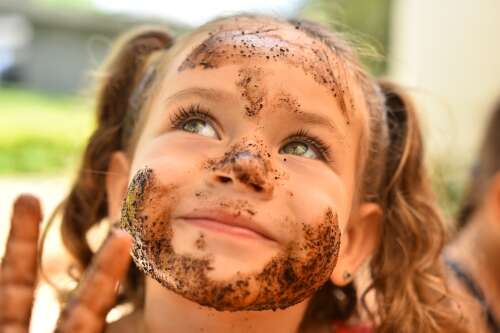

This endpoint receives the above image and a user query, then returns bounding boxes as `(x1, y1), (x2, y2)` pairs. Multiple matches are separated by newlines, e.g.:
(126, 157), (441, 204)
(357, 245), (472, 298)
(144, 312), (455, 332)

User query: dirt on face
(204, 141), (275, 195)
(120, 167), (341, 311)
(177, 24), (352, 123)
(236, 67), (266, 118)
(195, 232), (207, 250)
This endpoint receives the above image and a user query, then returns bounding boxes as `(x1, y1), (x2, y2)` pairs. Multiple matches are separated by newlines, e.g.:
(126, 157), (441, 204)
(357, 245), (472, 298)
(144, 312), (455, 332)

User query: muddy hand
(55, 229), (132, 333)
(0, 195), (132, 333)
(0, 194), (42, 333)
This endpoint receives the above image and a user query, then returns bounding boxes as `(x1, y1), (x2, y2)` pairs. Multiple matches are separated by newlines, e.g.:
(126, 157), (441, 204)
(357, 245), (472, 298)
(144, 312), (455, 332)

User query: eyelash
(169, 105), (332, 162)
(284, 129), (332, 162)
(170, 104), (216, 130)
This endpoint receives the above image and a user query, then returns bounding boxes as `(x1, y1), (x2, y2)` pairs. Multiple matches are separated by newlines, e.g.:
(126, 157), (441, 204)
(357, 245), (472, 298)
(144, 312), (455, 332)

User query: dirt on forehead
(177, 23), (353, 123)
(236, 67), (265, 118)
(121, 167), (341, 311)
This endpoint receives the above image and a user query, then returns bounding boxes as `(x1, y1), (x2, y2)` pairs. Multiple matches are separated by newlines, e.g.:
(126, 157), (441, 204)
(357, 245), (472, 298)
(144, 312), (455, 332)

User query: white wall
(389, 0), (500, 171)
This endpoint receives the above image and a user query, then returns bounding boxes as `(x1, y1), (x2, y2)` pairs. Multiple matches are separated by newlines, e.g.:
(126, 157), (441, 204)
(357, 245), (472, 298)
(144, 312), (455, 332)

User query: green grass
(0, 87), (94, 174)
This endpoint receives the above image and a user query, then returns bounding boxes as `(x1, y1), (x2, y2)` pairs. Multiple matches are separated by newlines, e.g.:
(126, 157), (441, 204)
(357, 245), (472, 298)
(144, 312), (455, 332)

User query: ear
(485, 171), (500, 226)
(106, 151), (131, 222)
(330, 202), (382, 286)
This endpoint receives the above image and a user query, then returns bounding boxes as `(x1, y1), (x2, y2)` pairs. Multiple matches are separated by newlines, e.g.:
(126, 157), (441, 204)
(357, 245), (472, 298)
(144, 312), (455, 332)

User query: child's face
(113, 21), (373, 311)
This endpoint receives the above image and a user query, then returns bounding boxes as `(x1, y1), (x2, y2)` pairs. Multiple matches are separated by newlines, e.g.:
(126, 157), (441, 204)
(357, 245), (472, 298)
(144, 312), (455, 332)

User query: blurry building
(0, 1), (186, 93)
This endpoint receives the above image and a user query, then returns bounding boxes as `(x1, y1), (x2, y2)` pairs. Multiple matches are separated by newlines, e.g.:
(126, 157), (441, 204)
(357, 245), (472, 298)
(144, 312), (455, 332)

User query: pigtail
(43, 26), (173, 306)
(366, 81), (468, 333)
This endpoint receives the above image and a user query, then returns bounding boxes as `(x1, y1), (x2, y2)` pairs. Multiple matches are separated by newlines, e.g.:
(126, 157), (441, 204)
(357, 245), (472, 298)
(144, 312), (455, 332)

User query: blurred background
(1, 0), (500, 331)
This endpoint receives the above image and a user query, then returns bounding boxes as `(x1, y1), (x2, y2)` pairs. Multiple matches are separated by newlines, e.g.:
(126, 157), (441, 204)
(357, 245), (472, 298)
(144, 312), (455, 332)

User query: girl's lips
(176, 209), (276, 242)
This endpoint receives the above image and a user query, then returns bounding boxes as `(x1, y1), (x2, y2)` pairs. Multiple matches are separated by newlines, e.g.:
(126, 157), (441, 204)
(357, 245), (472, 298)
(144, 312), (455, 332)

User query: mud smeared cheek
(120, 167), (177, 242)
(250, 208), (341, 310)
(120, 167), (341, 311)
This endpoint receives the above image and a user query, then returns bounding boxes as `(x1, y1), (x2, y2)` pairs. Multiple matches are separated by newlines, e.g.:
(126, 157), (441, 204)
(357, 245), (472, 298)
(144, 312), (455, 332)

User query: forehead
(166, 20), (359, 124)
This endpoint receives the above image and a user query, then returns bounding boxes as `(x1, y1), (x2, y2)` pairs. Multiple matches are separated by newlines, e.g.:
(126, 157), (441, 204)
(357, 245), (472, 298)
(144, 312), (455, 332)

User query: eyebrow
(165, 87), (235, 104)
(290, 109), (346, 144)
(271, 91), (345, 137)
(291, 111), (337, 132)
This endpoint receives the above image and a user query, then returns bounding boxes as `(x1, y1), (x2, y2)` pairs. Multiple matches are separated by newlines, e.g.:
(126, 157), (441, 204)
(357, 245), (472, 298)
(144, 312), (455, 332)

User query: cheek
(131, 134), (214, 185)
(120, 167), (176, 245)
(126, 137), (210, 241)
(284, 162), (352, 230)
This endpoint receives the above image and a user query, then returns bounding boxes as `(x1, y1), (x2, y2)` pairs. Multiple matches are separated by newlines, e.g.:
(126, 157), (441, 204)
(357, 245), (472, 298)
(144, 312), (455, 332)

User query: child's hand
(0, 195), (41, 333)
(0, 194), (133, 333)
(55, 226), (132, 333)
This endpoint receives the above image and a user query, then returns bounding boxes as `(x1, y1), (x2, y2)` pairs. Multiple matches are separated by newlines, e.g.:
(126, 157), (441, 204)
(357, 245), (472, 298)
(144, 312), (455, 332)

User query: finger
(0, 194), (42, 333)
(56, 229), (132, 333)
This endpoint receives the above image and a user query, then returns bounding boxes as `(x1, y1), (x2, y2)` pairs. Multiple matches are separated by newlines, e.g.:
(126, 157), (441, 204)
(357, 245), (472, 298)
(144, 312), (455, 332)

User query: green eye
(280, 141), (319, 159)
(182, 119), (217, 138)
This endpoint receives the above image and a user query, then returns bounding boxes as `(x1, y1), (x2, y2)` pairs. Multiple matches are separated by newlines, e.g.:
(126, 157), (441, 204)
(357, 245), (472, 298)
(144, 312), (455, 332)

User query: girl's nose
(209, 150), (274, 199)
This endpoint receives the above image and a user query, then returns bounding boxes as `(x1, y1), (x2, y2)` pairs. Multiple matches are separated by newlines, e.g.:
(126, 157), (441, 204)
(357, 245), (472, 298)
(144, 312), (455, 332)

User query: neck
(141, 277), (309, 333)
(447, 214), (500, 319)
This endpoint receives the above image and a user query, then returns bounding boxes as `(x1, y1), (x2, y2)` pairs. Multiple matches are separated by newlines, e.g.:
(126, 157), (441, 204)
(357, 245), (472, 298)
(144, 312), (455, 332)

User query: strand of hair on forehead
(39, 26), (174, 306)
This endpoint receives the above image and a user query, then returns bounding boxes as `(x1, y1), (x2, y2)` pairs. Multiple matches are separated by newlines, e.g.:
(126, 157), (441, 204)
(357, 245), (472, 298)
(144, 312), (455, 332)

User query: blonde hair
(43, 15), (471, 332)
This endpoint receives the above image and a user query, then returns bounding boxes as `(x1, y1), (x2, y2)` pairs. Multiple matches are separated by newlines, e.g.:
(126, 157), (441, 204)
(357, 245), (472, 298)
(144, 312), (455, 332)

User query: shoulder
(105, 310), (142, 333)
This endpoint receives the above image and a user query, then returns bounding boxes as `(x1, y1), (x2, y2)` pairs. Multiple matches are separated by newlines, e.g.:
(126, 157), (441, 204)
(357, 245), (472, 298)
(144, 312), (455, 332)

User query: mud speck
(195, 232), (207, 250)
(236, 67), (266, 118)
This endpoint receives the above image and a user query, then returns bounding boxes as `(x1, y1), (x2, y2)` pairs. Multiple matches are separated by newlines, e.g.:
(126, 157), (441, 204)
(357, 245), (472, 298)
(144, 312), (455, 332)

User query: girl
(0, 15), (472, 333)
(445, 99), (500, 333)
